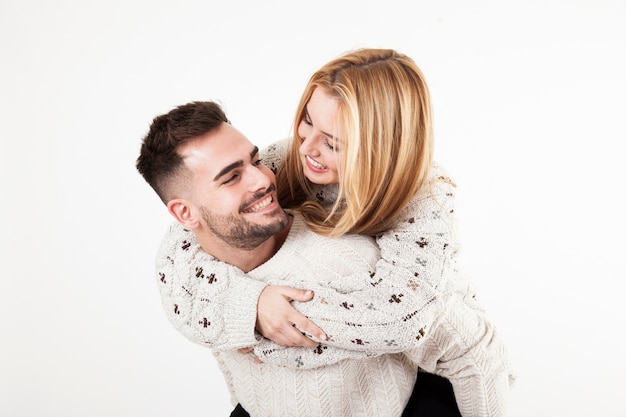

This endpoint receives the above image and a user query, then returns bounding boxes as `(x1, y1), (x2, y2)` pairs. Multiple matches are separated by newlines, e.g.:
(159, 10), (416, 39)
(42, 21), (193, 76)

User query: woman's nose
(299, 134), (319, 157)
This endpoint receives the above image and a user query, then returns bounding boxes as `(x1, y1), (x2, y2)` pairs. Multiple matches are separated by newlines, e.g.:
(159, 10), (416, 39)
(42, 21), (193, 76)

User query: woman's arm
(156, 222), (326, 349)
(155, 221), (266, 350)
(252, 163), (464, 367)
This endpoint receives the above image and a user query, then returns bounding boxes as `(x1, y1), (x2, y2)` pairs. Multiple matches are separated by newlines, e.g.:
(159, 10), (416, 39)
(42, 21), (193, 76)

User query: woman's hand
(256, 286), (327, 347)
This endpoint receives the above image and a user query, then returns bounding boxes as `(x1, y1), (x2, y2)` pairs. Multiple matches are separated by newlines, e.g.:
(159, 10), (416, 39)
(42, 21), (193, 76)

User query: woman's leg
(401, 371), (462, 417)
(229, 404), (250, 417)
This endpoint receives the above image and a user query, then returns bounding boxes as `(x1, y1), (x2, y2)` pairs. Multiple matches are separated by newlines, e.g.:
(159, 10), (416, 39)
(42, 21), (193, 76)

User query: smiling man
(137, 104), (290, 273)
(167, 126), (290, 269)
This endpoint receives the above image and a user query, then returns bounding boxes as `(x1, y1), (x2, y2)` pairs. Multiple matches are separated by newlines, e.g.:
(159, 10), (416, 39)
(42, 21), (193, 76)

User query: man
(136, 101), (463, 417)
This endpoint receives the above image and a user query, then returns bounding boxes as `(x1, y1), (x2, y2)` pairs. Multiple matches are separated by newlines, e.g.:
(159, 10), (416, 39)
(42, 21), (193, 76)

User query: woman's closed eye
(324, 137), (339, 152)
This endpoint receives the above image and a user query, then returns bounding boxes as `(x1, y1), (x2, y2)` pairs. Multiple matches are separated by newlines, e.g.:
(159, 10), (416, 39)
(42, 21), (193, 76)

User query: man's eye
(223, 174), (239, 184)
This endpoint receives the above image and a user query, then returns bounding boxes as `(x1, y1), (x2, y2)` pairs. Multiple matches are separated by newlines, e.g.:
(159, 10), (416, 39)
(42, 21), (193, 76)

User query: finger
(266, 326), (312, 347)
(292, 316), (327, 342)
(286, 324), (320, 347)
(237, 347), (254, 354)
(279, 287), (314, 302)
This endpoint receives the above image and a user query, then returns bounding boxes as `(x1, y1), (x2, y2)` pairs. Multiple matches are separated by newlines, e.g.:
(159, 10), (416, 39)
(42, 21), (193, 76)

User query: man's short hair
(136, 101), (229, 203)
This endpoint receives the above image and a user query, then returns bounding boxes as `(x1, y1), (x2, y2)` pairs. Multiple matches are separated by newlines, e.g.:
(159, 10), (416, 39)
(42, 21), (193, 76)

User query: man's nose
(246, 165), (272, 190)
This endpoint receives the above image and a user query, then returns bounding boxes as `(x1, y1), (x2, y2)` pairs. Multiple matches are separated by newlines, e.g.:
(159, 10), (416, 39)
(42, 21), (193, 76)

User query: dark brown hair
(136, 101), (229, 203)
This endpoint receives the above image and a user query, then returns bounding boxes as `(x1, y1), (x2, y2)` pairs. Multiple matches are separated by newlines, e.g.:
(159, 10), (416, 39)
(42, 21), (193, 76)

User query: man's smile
(243, 195), (274, 213)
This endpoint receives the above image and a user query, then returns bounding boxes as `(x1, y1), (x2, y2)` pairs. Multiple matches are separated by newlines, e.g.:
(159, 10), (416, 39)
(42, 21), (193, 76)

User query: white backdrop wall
(1, 1), (625, 416)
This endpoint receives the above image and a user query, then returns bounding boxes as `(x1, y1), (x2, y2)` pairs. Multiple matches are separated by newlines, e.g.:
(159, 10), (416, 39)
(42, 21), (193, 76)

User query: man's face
(179, 122), (289, 250)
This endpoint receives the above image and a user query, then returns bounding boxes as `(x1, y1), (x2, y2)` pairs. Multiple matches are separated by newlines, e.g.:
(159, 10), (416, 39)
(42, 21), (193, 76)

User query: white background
(1, 1), (625, 416)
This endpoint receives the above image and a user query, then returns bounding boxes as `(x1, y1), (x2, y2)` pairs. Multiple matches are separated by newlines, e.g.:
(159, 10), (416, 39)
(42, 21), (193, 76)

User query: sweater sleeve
(253, 163), (465, 368)
(155, 222), (267, 350)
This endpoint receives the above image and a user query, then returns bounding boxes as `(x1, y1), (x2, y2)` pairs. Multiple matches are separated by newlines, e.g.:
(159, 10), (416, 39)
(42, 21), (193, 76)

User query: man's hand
(256, 286), (327, 347)
(237, 347), (263, 363)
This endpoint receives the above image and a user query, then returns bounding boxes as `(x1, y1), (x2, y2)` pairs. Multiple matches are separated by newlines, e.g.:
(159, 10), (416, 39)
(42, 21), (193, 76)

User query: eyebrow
(304, 108), (339, 141)
(213, 146), (259, 181)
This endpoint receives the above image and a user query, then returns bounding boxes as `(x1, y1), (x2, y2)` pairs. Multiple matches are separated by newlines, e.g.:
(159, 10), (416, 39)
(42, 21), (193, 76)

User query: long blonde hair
(277, 48), (434, 237)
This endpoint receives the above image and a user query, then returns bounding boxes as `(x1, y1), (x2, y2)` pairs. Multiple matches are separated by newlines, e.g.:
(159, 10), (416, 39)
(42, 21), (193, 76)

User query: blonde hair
(277, 48), (434, 237)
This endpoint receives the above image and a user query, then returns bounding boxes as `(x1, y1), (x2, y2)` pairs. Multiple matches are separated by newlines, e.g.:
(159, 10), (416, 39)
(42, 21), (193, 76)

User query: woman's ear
(167, 199), (199, 228)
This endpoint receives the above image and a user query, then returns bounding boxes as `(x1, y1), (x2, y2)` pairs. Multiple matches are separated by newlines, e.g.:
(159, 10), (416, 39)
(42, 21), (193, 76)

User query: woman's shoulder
(260, 138), (291, 174)
(398, 161), (458, 219)
(429, 161), (454, 182)
(424, 161), (457, 194)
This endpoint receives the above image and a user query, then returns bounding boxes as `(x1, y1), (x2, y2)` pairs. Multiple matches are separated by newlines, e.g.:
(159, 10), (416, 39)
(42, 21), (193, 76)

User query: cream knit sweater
(155, 140), (515, 417)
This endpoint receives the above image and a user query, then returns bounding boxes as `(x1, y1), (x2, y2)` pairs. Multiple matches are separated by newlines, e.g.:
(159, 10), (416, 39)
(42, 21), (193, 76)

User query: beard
(199, 188), (289, 251)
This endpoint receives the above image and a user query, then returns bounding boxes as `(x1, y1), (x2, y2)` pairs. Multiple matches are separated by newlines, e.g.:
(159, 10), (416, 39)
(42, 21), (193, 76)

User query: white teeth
(247, 196), (272, 212)
(306, 155), (327, 169)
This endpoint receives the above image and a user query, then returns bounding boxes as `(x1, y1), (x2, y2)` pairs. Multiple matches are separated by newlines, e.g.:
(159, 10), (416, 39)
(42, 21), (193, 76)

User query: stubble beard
(200, 202), (289, 251)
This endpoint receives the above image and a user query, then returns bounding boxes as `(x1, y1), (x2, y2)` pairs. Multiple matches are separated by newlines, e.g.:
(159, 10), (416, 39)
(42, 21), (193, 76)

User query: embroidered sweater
(154, 139), (515, 417)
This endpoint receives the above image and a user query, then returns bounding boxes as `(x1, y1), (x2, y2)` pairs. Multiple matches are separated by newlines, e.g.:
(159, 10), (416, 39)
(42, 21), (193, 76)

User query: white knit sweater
(154, 140), (515, 417)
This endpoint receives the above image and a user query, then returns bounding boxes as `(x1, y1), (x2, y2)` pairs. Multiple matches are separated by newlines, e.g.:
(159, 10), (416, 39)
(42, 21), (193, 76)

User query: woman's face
(297, 87), (341, 185)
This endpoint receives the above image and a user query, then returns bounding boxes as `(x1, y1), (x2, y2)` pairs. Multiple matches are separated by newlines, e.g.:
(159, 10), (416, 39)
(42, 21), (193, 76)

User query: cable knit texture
(155, 139), (515, 417)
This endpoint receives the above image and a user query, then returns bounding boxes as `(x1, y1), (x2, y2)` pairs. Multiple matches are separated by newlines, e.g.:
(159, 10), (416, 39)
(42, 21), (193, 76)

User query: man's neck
(195, 215), (293, 273)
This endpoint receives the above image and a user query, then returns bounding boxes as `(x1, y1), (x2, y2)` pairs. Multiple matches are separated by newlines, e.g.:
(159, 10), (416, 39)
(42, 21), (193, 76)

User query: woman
(157, 49), (513, 417)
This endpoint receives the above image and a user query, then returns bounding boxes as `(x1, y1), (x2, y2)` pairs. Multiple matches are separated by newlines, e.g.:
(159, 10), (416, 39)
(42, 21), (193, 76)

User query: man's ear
(167, 199), (200, 228)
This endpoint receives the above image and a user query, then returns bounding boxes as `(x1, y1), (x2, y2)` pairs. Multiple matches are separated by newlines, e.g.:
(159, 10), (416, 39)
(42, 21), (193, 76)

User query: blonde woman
(153, 49), (514, 417)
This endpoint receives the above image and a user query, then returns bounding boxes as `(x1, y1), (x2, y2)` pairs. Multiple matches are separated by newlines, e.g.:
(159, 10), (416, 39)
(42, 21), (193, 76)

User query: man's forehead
(179, 126), (256, 174)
